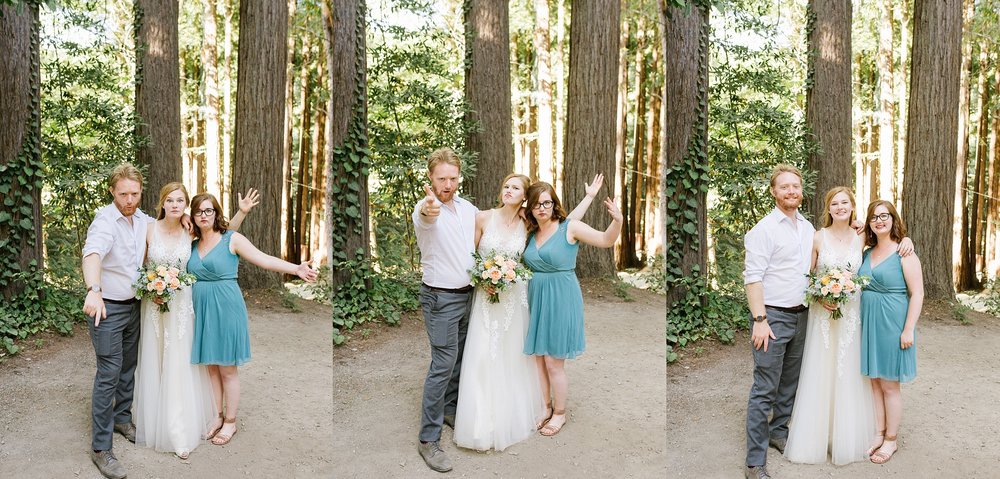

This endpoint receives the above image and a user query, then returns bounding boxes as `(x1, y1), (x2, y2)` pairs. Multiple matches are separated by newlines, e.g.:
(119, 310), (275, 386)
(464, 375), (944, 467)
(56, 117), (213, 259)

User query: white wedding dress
(454, 210), (545, 451)
(134, 222), (216, 456)
(785, 229), (876, 465)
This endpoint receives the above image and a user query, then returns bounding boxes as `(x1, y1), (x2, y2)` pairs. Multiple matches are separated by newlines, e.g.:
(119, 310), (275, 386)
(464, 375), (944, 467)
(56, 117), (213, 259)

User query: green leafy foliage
(328, 262), (421, 345)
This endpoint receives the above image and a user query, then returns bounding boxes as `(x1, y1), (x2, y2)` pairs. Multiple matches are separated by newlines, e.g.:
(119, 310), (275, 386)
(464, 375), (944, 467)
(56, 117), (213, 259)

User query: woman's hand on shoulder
(897, 237), (916, 257)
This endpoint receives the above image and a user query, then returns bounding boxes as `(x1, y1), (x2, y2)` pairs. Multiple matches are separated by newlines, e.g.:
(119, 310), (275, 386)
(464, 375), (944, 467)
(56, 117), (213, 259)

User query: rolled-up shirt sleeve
(82, 215), (114, 260)
(743, 226), (770, 285)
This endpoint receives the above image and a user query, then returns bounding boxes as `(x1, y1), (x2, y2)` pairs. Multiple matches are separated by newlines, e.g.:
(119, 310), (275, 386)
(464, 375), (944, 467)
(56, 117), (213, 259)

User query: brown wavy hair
(190, 192), (229, 240)
(863, 199), (906, 247)
(156, 182), (190, 220)
(822, 186), (856, 228)
(524, 182), (567, 235)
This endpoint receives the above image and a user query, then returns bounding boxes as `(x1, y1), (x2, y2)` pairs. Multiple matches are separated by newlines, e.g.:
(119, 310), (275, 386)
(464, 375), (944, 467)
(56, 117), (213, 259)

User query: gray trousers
(87, 301), (141, 451)
(745, 307), (807, 467)
(417, 285), (473, 443)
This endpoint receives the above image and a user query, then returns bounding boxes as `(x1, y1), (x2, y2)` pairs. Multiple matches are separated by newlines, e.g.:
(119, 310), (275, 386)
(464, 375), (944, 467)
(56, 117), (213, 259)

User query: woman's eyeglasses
(869, 213), (891, 223)
(533, 200), (555, 210)
(194, 209), (216, 217)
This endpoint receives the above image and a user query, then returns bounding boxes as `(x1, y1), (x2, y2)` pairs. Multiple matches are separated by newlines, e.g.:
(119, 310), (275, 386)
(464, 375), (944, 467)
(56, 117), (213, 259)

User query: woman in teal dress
(522, 181), (622, 437)
(188, 193), (319, 446)
(858, 200), (923, 465)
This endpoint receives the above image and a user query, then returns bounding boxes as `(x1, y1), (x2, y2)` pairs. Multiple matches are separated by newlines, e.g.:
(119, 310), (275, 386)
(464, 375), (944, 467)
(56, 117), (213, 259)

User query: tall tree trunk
(954, 0), (975, 288)
(564, 0), (621, 278)
(233, 0), (288, 289)
(614, 17), (630, 203)
(620, 22), (646, 270)
(464, 0), (514, 209)
(805, 0), (853, 220)
(663, 1), (709, 307)
(0, 3), (43, 299)
(293, 41), (313, 264)
(311, 107), (327, 264)
(135, 0), (182, 212)
(554, 0), (566, 194)
(280, 0), (297, 259)
(645, 52), (662, 259)
(987, 58), (1000, 278)
(895, 0), (910, 201)
(973, 48), (991, 279)
(877, 0), (895, 201)
(327, 0), (371, 291)
(220, 0), (234, 213)
(902, 0), (963, 300)
(533, 0), (555, 185)
(202, 0), (222, 199)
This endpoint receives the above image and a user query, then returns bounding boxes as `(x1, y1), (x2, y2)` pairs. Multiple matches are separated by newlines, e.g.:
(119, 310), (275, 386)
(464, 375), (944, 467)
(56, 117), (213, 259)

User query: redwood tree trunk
(663, 1), (708, 307)
(135, 0), (182, 212)
(464, 0), (514, 209)
(0, 3), (42, 299)
(877, 0), (895, 201)
(805, 0), (853, 220)
(563, 0), (621, 278)
(202, 0), (222, 199)
(902, 0), (963, 300)
(954, 0), (974, 288)
(232, 0), (288, 289)
(533, 0), (555, 185)
(327, 0), (371, 291)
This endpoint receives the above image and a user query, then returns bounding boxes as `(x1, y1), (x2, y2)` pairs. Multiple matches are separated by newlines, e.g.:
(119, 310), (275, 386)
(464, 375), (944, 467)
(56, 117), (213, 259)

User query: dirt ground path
(667, 304), (1000, 478)
(332, 281), (667, 478)
(0, 293), (333, 479)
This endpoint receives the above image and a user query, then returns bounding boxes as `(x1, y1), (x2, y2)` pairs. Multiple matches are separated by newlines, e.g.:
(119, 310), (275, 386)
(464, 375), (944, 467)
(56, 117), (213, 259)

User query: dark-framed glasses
(533, 200), (555, 210)
(194, 208), (216, 217)
(869, 213), (891, 223)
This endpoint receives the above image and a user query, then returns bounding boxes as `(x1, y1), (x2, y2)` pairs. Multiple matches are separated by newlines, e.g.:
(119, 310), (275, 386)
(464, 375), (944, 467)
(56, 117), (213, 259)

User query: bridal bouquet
(469, 251), (532, 304)
(133, 263), (197, 312)
(804, 266), (870, 320)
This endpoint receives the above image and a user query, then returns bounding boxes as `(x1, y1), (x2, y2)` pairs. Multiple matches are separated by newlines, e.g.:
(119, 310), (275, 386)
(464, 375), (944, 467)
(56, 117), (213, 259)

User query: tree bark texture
(805, 0), (853, 220)
(954, 0), (974, 287)
(280, 0), (298, 259)
(221, 0), (234, 213)
(464, 0), (514, 209)
(0, 3), (43, 298)
(563, 0), (621, 278)
(877, 0), (895, 201)
(328, 0), (371, 291)
(202, 0), (222, 199)
(972, 47), (991, 277)
(663, 2), (709, 307)
(987, 62), (1000, 277)
(293, 42), (313, 264)
(533, 0), (555, 185)
(902, 0), (963, 300)
(135, 0), (182, 213)
(232, 0), (288, 289)
(895, 0), (910, 199)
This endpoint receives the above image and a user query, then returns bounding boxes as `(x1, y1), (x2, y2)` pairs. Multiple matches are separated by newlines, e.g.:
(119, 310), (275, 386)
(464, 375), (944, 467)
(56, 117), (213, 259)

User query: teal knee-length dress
(188, 231), (251, 366)
(523, 220), (585, 360)
(859, 250), (916, 382)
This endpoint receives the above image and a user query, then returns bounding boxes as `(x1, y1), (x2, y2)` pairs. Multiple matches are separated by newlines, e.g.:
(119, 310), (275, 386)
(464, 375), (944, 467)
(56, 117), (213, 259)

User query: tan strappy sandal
(212, 416), (238, 446)
(870, 434), (897, 464)
(866, 429), (885, 457)
(536, 403), (554, 430)
(204, 412), (225, 440)
(539, 409), (566, 436)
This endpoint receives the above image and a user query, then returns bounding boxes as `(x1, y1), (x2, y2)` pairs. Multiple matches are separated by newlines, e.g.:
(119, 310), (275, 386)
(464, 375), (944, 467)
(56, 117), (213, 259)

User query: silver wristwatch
(89, 284), (102, 294)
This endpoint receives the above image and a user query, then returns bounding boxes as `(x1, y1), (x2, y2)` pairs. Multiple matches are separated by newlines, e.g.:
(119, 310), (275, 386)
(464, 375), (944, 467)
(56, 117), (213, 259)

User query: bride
(133, 183), (254, 459)
(783, 187), (910, 465)
(453, 173), (601, 451)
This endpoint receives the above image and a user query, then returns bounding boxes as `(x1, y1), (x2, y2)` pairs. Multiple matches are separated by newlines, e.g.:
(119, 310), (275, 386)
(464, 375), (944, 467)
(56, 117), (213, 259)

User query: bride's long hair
(156, 182), (190, 220)
(821, 186), (856, 228)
